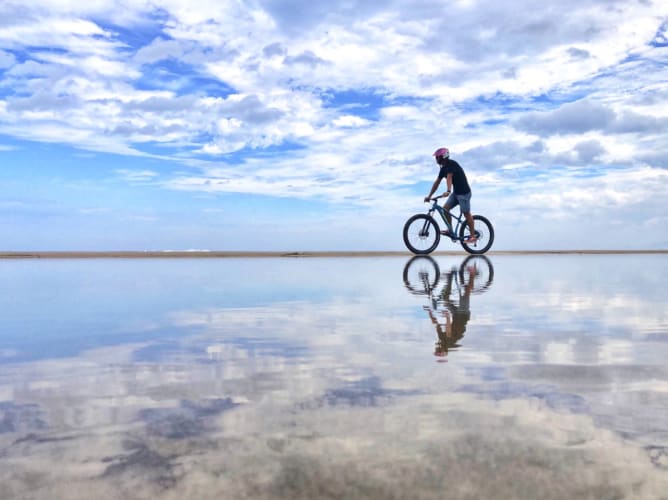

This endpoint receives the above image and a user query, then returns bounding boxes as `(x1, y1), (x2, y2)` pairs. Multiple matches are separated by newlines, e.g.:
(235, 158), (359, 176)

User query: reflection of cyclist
(430, 264), (478, 358)
(403, 255), (493, 360)
(423, 147), (477, 244)
(425, 307), (465, 359)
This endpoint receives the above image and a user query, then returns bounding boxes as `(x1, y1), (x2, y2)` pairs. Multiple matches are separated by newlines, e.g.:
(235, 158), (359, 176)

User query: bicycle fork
(420, 216), (433, 237)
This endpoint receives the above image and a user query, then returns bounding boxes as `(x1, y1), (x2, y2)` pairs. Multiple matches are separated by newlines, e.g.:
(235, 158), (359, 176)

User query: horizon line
(1, 250), (667, 259)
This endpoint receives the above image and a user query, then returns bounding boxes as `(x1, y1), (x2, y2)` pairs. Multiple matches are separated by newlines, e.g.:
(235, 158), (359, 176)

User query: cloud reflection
(0, 256), (667, 497)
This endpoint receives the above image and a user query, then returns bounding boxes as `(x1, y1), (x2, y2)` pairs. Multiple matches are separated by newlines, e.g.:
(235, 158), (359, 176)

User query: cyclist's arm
(424, 177), (442, 201)
(445, 173), (453, 194)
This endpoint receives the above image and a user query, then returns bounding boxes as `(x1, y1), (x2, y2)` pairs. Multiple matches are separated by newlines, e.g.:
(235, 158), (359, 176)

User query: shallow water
(1, 255), (668, 499)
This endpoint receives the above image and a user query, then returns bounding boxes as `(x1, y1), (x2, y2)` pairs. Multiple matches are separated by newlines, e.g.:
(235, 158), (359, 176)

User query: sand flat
(0, 250), (667, 259)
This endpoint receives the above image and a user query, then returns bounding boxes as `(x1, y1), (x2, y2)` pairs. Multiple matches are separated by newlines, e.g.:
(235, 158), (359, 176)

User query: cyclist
(423, 147), (477, 244)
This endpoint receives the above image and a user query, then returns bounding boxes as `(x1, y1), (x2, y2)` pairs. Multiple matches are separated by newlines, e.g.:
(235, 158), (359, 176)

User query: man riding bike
(423, 147), (477, 244)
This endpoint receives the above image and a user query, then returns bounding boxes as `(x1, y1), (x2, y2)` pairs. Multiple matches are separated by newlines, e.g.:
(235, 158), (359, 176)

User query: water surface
(1, 255), (667, 498)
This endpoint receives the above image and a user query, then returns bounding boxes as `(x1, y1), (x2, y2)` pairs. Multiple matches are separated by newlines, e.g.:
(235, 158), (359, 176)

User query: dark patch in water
(139, 397), (239, 439)
(12, 433), (76, 445)
(647, 445), (668, 469)
(0, 402), (48, 434)
(298, 377), (423, 409)
(458, 381), (590, 414)
(101, 439), (179, 489)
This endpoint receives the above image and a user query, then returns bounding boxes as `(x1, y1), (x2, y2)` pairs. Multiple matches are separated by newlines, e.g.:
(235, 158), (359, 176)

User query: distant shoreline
(1, 250), (667, 259)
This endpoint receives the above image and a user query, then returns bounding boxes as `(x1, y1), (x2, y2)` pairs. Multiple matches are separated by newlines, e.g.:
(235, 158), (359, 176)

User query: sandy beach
(0, 250), (667, 258)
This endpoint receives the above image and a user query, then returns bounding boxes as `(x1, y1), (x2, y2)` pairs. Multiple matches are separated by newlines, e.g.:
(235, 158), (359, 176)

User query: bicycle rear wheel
(403, 214), (440, 255)
(459, 215), (494, 255)
(458, 255), (494, 294)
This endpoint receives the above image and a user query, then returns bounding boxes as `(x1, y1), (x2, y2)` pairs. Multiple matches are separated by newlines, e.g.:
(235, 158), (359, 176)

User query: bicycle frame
(404, 200), (493, 255)
(427, 199), (467, 241)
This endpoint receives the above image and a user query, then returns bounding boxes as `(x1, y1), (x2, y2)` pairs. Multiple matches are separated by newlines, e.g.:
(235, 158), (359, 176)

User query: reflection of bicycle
(403, 194), (494, 255)
(403, 255), (494, 297)
(403, 255), (494, 360)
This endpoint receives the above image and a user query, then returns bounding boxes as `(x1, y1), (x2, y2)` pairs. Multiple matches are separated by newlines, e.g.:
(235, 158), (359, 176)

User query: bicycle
(403, 194), (494, 255)
(403, 255), (495, 298)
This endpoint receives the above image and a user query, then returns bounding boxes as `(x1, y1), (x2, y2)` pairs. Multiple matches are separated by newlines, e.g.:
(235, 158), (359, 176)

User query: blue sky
(0, 0), (667, 251)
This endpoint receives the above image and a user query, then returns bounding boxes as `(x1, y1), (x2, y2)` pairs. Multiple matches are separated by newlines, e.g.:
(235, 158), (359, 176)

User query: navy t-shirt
(438, 159), (471, 195)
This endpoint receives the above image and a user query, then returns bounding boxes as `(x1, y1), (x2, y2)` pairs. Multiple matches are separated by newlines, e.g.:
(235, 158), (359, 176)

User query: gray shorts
(444, 191), (472, 213)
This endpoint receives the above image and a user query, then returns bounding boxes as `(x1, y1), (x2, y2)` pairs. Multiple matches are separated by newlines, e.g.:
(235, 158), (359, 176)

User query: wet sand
(1, 254), (667, 498)
(1, 250), (667, 258)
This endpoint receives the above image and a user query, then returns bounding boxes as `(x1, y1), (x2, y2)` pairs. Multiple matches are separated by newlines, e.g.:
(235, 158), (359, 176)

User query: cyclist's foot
(464, 235), (478, 244)
(440, 230), (453, 237)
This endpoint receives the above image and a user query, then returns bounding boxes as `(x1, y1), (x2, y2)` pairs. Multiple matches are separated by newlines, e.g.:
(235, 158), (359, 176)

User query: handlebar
(426, 193), (449, 202)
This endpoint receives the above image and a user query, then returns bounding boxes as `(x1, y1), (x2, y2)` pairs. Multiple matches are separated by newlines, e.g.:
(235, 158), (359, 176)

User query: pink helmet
(433, 147), (449, 159)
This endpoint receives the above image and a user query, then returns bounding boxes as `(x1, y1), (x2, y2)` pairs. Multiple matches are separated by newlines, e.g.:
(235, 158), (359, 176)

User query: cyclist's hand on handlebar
(423, 196), (431, 203)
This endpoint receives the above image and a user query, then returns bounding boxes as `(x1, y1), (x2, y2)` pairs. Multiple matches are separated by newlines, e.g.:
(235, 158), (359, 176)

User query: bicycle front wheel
(403, 256), (441, 295)
(403, 214), (440, 255)
(459, 215), (494, 255)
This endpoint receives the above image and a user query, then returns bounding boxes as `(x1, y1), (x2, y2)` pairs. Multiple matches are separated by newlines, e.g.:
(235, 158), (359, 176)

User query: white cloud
(114, 169), (159, 182)
(80, 207), (112, 215)
(0, 0), (666, 249)
(332, 115), (371, 128)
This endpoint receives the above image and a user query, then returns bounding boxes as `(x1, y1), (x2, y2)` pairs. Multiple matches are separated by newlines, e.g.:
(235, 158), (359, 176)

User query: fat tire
(403, 214), (441, 255)
(458, 255), (494, 294)
(459, 215), (494, 255)
(403, 256), (441, 294)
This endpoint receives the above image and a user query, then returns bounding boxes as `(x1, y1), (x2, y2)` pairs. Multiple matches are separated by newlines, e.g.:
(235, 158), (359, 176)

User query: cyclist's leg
(440, 270), (455, 301)
(458, 192), (476, 240)
(442, 193), (459, 232)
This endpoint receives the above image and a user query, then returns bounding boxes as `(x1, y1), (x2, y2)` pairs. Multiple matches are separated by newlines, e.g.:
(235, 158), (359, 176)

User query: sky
(0, 0), (667, 251)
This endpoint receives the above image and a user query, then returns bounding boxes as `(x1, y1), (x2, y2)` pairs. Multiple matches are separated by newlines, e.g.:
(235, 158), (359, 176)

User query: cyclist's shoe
(464, 235), (478, 244)
(440, 230), (453, 237)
